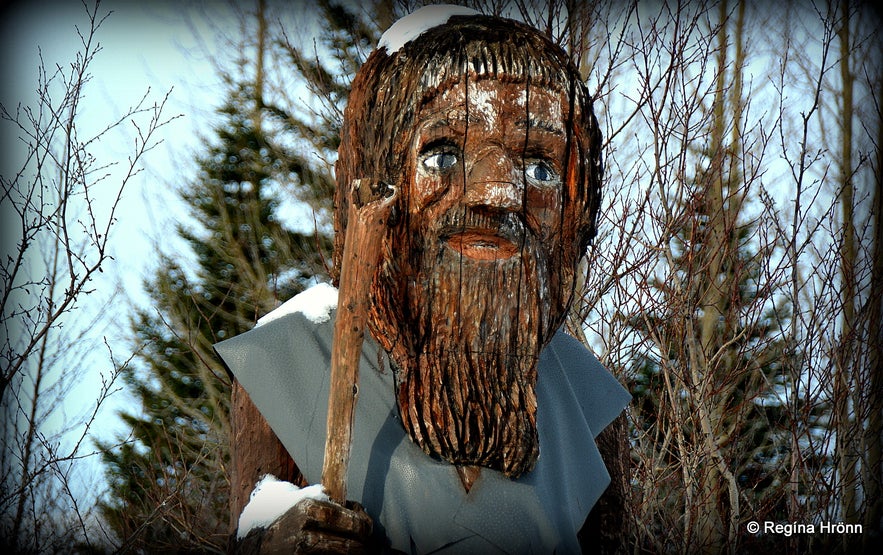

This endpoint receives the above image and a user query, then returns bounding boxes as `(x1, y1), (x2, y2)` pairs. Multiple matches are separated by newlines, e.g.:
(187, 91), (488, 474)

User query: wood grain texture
(235, 498), (372, 554)
(322, 179), (396, 503)
(229, 380), (303, 536)
(580, 412), (630, 554)
(231, 14), (621, 553)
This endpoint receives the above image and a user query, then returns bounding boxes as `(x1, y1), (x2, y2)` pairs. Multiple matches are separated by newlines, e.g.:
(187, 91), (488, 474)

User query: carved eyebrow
(425, 118), (454, 130)
(419, 107), (473, 132)
(443, 107), (479, 123)
(515, 117), (564, 135)
(423, 117), (467, 132)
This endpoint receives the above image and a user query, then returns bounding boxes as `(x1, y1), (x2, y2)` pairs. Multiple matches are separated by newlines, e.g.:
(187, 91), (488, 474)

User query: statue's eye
(525, 160), (560, 184)
(421, 148), (459, 172)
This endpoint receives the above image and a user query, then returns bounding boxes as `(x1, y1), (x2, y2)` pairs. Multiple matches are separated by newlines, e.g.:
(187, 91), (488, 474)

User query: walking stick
(322, 178), (397, 504)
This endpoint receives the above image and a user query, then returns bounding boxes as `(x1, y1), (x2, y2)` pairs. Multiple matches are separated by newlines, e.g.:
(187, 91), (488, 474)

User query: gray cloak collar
(214, 286), (630, 554)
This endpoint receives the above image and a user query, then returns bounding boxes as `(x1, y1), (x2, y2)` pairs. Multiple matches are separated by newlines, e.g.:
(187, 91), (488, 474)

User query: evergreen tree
(98, 1), (387, 548)
(262, 0), (391, 216)
(98, 84), (329, 552)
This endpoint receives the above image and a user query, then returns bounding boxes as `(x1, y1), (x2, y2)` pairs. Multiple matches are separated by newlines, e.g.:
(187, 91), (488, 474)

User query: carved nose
(465, 147), (522, 211)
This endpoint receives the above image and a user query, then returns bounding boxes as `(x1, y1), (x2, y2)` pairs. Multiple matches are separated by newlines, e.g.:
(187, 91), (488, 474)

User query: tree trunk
(836, 0), (859, 532)
(862, 79), (883, 552)
(254, 0), (265, 130)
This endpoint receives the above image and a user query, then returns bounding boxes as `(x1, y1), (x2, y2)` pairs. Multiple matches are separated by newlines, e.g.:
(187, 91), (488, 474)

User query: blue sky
(2, 0), (225, 298)
(1, 1), (244, 513)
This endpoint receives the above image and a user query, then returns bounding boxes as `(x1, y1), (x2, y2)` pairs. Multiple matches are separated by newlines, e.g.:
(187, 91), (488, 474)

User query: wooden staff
(322, 178), (397, 504)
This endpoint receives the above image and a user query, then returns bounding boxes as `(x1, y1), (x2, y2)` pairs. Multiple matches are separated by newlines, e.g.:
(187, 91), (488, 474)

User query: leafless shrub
(1, 1), (175, 551)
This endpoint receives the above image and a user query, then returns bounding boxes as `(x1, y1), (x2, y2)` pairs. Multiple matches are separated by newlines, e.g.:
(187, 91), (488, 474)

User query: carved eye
(525, 160), (560, 184)
(421, 148), (459, 172)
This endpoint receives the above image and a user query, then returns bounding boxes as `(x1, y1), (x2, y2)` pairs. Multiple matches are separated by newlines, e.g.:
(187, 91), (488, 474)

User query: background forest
(1, 0), (881, 553)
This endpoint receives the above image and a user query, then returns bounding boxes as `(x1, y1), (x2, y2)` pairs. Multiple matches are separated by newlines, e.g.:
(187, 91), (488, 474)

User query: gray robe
(214, 293), (630, 554)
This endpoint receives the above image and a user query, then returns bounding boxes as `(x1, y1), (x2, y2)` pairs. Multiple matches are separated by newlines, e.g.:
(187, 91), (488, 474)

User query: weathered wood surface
(322, 179), (397, 503)
(236, 498), (373, 555)
(230, 14), (621, 552)
(580, 412), (630, 554)
(230, 381), (303, 536)
(333, 18), (604, 483)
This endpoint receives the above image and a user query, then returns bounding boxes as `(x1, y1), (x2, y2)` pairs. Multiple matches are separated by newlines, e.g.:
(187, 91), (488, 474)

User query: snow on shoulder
(256, 282), (338, 327)
(378, 4), (479, 54)
(237, 475), (329, 539)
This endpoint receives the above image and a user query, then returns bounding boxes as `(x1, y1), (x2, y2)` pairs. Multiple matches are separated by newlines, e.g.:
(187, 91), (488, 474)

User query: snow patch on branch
(378, 4), (479, 54)
(257, 282), (339, 327)
(237, 475), (329, 539)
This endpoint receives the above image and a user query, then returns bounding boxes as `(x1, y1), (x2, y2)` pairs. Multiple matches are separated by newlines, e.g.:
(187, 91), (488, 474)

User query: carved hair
(333, 15), (603, 284)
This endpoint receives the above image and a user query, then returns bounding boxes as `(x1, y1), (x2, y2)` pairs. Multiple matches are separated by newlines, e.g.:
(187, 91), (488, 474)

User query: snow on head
(237, 475), (329, 539)
(378, 4), (480, 54)
(256, 282), (338, 327)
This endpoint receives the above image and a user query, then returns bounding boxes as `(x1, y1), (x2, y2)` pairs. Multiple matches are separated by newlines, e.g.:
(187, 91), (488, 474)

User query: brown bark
(580, 412), (630, 554)
(836, 0), (860, 530)
(229, 380), (303, 536)
(864, 78), (883, 553)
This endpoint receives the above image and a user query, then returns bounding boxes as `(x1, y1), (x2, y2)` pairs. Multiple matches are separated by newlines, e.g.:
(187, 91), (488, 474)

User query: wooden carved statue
(215, 6), (630, 554)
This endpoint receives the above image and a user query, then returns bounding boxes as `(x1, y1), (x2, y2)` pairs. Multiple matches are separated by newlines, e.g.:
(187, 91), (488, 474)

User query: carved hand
(242, 498), (374, 554)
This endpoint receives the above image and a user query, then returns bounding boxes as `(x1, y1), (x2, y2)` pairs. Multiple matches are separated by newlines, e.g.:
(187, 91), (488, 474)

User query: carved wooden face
(368, 78), (577, 477)
(409, 79), (568, 262)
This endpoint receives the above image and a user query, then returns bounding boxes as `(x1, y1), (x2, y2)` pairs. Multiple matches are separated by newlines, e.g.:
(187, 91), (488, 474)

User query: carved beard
(371, 206), (555, 478)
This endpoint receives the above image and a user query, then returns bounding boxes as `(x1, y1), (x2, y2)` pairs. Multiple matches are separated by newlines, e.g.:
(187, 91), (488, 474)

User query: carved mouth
(445, 230), (519, 261)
